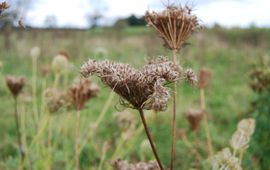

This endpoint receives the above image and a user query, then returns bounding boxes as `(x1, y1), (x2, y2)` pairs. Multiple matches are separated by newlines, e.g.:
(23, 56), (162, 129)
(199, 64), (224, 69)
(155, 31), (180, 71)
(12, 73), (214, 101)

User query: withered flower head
(145, 4), (200, 51)
(184, 108), (204, 131)
(70, 78), (99, 110)
(44, 88), (72, 114)
(112, 159), (159, 170)
(6, 76), (25, 98)
(212, 148), (242, 170)
(80, 56), (181, 111)
(0, 1), (9, 14)
(198, 67), (212, 89)
(185, 68), (197, 86)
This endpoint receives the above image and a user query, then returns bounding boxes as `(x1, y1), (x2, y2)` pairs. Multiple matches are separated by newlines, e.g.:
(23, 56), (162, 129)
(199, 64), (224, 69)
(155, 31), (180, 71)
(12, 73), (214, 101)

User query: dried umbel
(51, 53), (69, 74)
(70, 78), (99, 110)
(184, 108), (204, 131)
(185, 68), (197, 86)
(81, 57), (181, 112)
(212, 148), (242, 170)
(113, 111), (136, 131)
(198, 68), (212, 89)
(30, 46), (41, 58)
(250, 66), (270, 93)
(6, 76), (25, 98)
(230, 118), (256, 150)
(145, 5), (200, 51)
(0, 1), (9, 14)
(44, 88), (72, 114)
(112, 159), (159, 170)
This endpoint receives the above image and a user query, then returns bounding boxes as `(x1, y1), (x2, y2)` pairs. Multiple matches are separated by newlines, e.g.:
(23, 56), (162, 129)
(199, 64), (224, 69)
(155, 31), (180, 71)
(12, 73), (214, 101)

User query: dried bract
(6, 76), (25, 98)
(230, 130), (250, 151)
(185, 108), (204, 131)
(145, 5), (200, 51)
(70, 78), (99, 110)
(112, 159), (159, 170)
(80, 57), (180, 111)
(212, 148), (242, 170)
(237, 118), (255, 136)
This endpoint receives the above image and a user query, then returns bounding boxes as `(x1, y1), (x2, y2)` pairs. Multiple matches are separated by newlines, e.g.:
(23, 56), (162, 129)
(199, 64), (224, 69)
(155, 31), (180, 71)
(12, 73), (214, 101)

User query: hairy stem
(200, 89), (214, 157)
(138, 109), (163, 170)
(170, 49), (177, 170)
(14, 97), (25, 166)
(74, 110), (81, 170)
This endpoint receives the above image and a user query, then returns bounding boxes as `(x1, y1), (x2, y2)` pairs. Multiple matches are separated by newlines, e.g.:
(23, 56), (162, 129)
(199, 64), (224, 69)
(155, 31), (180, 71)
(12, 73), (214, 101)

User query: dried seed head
(230, 130), (250, 151)
(184, 108), (204, 131)
(145, 5), (200, 51)
(113, 111), (136, 131)
(185, 68), (197, 86)
(51, 54), (69, 74)
(6, 76), (25, 98)
(80, 57), (180, 111)
(237, 118), (256, 136)
(198, 67), (212, 89)
(70, 78), (99, 110)
(30, 46), (41, 58)
(0, 1), (9, 14)
(44, 88), (72, 114)
(212, 148), (242, 170)
(40, 65), (50, 77)
(112, 159), (159, 170)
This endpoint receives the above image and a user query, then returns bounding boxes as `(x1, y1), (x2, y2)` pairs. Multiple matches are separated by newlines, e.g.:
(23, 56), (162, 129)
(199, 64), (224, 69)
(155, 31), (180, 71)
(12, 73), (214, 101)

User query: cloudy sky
(16, 0), (270, 28)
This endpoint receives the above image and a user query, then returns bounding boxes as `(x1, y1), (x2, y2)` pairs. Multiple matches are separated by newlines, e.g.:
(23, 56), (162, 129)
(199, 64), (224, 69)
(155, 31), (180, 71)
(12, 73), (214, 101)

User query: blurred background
(0, 0), (270, 169)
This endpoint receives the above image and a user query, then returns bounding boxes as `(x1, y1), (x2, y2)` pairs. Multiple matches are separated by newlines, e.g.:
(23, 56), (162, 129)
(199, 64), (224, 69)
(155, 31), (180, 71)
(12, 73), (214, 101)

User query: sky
(13, 0), (270, 28)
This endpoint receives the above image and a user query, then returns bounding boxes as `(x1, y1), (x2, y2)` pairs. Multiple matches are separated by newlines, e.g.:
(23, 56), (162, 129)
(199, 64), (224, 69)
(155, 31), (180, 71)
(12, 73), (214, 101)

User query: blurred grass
(0, 26), (266, 169)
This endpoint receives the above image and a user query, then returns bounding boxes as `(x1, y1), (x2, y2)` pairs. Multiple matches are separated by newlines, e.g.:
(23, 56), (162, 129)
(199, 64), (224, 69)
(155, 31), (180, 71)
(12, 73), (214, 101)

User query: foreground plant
(0, 1), (9, 15)
(70, 78), (99, 170)
(145, 4), (200, 169)
(6, 75), (25, 166)
(81, 57), (185, 169)
(212, 118), (255, 170)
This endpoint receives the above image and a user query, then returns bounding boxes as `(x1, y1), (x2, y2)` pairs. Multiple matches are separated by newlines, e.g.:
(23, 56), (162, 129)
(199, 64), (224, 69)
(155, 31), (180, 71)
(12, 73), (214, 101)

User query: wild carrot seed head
(6, 76), (25, 98)
(80, 57), (181, 111)
(145, 4), (200, 51)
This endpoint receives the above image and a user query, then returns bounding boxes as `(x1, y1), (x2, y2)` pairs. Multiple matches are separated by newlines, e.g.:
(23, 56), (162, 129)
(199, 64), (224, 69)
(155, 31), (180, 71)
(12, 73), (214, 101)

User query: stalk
(170, 49), (177, 170)
(199, 89), (213, 157)
(138, 109), (163, 170)
(14, 97), (25, 166)
(74, 109), (81, 170)
(32, 56), (38, 127)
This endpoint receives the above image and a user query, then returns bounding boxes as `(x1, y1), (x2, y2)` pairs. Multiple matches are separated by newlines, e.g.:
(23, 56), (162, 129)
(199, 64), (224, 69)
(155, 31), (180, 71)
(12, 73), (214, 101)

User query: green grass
(0, 26), (266, 169)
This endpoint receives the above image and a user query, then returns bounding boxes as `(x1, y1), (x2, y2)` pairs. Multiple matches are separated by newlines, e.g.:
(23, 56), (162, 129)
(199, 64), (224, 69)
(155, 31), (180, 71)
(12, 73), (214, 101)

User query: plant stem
(14, 97), (25, 166)
(74, 109), (81, 170)
(199, 88), (214, 158)
(32, 56), (38, 128)
(138, 109), (163, 170)
(170, 49), (177, 170)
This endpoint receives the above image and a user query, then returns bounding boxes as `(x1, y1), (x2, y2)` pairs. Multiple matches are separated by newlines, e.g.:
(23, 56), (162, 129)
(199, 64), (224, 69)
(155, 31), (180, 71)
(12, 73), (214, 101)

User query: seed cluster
(184, 108), (204, 131)
(70, 79), (99, 110)
(145, 5), (200, 50)
(81, 57), (180, 111)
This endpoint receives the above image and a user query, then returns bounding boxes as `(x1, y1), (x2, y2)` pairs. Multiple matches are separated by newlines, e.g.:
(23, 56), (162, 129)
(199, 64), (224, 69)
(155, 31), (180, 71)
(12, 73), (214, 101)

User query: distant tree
(86, 0), (107, 28)
(126, 14), (146, 26)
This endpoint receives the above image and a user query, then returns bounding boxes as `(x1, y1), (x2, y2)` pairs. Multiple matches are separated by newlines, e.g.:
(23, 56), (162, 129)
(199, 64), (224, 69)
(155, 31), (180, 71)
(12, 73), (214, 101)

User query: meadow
(0, 26), (269, 169)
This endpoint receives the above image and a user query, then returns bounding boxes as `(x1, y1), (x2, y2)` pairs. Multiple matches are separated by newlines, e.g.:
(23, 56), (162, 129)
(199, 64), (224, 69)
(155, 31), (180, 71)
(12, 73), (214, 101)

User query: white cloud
(24, 0), (270, 28)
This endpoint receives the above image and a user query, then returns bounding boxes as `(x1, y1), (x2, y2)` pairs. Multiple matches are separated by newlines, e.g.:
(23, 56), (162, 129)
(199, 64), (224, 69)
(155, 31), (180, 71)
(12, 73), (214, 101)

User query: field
(0, 26), (269, 169)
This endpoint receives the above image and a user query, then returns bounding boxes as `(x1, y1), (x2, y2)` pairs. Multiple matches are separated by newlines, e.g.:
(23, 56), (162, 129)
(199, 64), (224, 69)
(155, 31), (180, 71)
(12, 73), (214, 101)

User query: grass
(0, 26), (265, 169)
